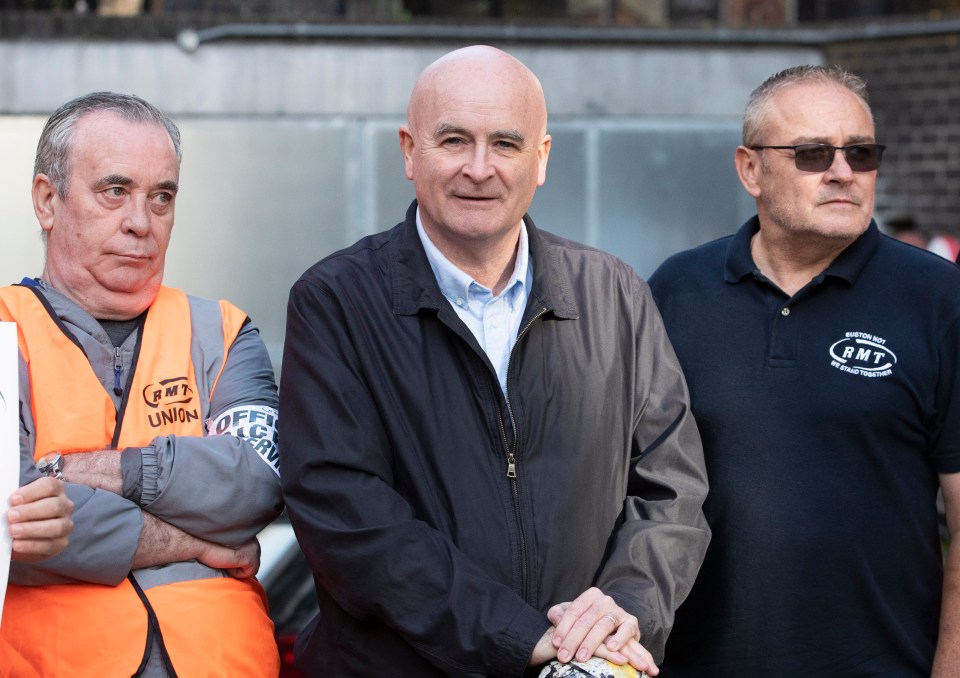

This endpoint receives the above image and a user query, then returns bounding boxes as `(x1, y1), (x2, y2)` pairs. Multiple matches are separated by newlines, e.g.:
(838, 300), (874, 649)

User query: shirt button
(781, 307), (791, 317)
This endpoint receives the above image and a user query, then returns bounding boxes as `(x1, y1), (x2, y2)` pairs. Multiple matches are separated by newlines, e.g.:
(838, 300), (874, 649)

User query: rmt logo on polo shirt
(142, 376), (200, 427)
(829, 331), (897, 378)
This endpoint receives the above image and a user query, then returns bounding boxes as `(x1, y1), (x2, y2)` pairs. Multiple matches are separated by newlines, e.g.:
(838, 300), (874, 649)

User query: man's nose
(462, 145), (495, 181)
(122, 195), (151, 235)
(824, 148), (855, 181)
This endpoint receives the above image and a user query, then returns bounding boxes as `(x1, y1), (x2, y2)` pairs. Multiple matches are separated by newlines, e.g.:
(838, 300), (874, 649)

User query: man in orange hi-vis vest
(0, 92), (282, 677)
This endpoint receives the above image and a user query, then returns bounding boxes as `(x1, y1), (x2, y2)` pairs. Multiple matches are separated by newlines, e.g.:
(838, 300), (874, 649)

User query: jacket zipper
(113, 347), (124, 395)
(111, 314), (146, 449)
(497, 305), (547, 600)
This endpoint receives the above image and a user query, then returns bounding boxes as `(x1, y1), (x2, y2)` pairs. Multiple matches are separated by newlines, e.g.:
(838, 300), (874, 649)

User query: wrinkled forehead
(763, 83), (875, 141)
(409, 50), (547, 136)
(70, 112), (180, 181)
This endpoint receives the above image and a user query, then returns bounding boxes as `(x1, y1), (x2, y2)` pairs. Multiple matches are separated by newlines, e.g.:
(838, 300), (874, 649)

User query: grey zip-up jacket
(11, 280), (282, 589)
(280, 202), (711, 677)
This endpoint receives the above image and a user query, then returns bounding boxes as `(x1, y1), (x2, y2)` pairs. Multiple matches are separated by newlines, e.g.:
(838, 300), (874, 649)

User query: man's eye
(442, 137), (464, 146)
(107, 187), (125, 197)
(846, 147), (870, 161)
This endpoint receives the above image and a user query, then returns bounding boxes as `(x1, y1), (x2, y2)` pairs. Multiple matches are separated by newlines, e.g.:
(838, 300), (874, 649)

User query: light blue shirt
(417, 211), (532, 394)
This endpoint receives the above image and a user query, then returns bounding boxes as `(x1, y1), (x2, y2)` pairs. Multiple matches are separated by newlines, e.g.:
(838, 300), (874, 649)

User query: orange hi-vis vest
(0, 635), (40, 678)
(0, 285), (280, 678)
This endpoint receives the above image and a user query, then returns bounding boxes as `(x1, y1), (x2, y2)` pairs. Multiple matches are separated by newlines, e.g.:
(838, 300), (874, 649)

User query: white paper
(0, 322), (20, 618)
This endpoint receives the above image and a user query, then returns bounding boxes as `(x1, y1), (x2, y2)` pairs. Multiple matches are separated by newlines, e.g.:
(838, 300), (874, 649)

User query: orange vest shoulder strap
(212, 298), (249, 396)
(0, 285), (114, 459)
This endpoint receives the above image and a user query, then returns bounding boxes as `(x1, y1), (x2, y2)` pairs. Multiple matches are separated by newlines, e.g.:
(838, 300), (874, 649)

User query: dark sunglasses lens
(793, 144), (882, 172)
(843, 145), (881, 171)
(793, 146), (835, 171)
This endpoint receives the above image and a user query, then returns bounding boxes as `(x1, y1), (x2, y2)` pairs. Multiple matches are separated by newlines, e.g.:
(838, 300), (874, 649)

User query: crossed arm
(60, 450), (261, 577)
(12, 322), (281, 586)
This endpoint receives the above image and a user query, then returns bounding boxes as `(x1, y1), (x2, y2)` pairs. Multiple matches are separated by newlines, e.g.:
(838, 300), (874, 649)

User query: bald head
(399, 45), (552, 276)
(407, 45), (548, 138)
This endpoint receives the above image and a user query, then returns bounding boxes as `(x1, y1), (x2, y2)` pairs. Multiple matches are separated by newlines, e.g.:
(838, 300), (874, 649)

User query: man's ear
(32, 174), (57, 234)
(734, 146), (763, 199)
(536, 134), (551, 187)
(399, 126), (416, 181)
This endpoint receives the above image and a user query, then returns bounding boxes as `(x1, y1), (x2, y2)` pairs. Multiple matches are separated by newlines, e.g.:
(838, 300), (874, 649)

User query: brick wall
(827, 33), (960, 237)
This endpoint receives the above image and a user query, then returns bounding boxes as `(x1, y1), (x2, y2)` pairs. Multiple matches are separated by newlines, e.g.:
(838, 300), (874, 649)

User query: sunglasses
(749, 143), (886, 172)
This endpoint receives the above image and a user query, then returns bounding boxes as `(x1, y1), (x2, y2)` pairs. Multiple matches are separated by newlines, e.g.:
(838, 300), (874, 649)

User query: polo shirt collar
(724, 216), (881, 287)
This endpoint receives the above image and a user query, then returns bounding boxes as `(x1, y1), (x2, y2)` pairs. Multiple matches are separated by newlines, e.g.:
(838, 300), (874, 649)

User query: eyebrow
(492, 130), (526, 144)
(434, 123), (526, 145)
(94, 174), (132, 189)
(789, 135), (875, 145)
(94, 175), (179, 193)
(433, 123), (466, 138)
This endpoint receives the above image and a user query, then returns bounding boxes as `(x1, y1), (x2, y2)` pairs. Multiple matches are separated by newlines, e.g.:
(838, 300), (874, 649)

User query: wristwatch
(36, 451), (64, 481)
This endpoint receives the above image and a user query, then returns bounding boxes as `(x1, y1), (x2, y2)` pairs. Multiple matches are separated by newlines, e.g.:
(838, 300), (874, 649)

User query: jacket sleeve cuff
(497, 605), (552, 677)
(120, 445), (158, 506)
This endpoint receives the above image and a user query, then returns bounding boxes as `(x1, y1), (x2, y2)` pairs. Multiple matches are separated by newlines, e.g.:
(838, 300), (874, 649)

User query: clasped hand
(529, 587), (658, 676)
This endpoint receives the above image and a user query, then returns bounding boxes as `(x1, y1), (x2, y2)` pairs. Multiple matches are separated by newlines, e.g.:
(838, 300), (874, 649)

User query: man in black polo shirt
(649, 65), (960, 676)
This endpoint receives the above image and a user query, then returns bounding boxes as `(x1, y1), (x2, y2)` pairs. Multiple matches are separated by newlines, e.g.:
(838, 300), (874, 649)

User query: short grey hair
(34, 91), (182, 198)
(742, 65), (872, 147)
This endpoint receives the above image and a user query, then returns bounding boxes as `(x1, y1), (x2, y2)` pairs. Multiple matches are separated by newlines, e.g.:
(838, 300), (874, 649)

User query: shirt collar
(416, 208), (530, 304)
(725, 216), (881, 287)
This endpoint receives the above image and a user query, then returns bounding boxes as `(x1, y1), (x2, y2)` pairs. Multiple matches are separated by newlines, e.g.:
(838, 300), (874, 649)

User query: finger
(12, 534), (70, 561)
(9, 476), (66, 506)
(8, 514), (73, 541)
(572, 610), (622, 662)
(590, 644), (630, 665)
(551, 587), (604, 647)
(547, 602), (570, 627)
(604, 615), (640, 651)
(595, 639), (658, 675)
(554, 593), (612, 662)
(224, 565), (253, 579)
(7, 493), (73, 524)
(238, 539), (262, 574)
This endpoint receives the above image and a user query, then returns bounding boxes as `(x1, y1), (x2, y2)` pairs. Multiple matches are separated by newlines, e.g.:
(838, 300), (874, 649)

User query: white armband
(207, 405), (280, 476)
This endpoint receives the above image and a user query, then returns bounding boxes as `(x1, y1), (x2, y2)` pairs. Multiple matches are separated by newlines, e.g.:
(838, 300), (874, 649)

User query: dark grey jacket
(280, 202), (710, 677)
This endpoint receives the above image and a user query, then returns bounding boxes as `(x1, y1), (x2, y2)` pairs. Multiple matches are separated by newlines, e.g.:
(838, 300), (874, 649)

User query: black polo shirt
(649, 217), (960, 677)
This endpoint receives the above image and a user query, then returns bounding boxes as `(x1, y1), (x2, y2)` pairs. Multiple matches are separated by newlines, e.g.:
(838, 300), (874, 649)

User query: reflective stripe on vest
(0, 285), (279, 677)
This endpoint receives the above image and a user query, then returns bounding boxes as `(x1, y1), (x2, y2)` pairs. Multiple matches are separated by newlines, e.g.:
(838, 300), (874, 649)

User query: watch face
(37, 452), (62, 475)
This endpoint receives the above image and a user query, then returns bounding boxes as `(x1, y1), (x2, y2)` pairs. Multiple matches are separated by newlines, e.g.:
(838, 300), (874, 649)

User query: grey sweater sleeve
(12, 355), (143, 586)
(120, 319), (282, 545)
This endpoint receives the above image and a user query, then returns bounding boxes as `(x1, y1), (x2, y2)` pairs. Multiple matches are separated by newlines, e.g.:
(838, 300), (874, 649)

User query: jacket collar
(390, 200), (578, 320)
(724, 215), (881, 288)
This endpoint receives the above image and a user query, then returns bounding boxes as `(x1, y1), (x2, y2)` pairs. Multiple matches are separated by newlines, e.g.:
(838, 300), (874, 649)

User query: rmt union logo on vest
(829, 331), (897, 379)
(142, 376), (199, 427)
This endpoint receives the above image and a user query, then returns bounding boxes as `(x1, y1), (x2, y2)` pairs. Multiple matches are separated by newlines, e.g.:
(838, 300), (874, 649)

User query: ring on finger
(602, 613), (620, 626)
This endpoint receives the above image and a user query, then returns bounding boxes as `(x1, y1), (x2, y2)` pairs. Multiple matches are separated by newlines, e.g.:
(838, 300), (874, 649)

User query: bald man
(280, 46), (710, 677)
